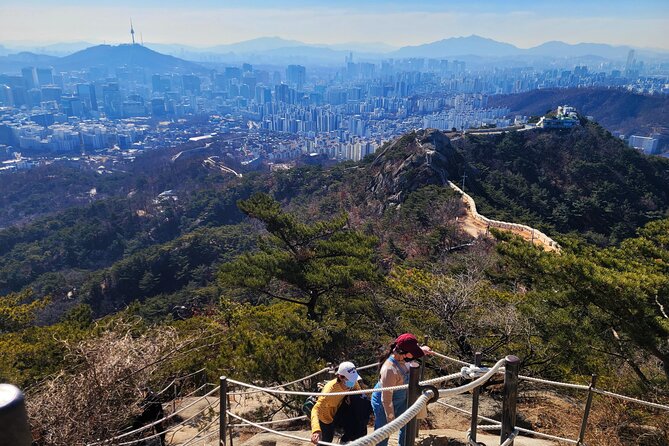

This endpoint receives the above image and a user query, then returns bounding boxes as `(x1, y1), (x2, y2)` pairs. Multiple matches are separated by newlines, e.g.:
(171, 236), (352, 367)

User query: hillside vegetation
(489, 88), (669, 137)
(454, 122), (669, 244)
(0, 125), (668, 445)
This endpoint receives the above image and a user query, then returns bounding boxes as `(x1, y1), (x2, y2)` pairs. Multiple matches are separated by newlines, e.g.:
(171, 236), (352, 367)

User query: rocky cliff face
(367, 129), (462, 210)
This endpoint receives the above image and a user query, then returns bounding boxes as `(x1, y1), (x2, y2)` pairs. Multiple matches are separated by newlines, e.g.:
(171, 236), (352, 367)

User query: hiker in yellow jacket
(310, 361), (370, 444)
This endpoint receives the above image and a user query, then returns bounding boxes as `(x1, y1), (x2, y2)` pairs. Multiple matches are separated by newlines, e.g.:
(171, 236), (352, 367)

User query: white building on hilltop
(537, 105), (580, 129)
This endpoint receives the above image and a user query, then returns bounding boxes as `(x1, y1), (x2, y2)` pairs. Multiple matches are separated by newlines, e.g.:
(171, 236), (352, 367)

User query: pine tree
(219, 193), (378, 320)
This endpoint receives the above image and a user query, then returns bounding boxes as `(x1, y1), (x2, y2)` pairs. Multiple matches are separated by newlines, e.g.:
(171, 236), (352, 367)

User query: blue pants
(371, 385), (408, 446)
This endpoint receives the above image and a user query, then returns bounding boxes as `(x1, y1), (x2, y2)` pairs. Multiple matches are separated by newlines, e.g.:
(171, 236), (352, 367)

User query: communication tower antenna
(130, 18), (136, 45)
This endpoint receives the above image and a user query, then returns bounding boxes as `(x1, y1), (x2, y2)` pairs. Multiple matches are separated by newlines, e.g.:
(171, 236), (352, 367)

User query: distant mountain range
(145, 35), (669, 63)
(393, 35), (669, 60)
(394, 35), (521, 58)
(0, 44), (208, 74)
(0, 35), (668, 72)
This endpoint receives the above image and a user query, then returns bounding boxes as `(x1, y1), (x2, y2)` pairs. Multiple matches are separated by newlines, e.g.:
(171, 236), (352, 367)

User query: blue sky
(1, 0), (668, 49)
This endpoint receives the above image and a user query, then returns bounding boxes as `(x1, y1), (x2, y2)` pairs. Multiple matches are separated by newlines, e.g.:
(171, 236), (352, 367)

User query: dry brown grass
(517, 389), (669, 446)
(25, 317), (201, 446)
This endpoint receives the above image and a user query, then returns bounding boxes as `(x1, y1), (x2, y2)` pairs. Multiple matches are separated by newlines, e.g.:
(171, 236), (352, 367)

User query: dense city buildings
(0, 43), (668, 171)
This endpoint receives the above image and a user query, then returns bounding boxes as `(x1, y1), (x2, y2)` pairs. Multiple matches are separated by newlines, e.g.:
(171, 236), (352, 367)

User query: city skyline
(1, 0), (668, 50)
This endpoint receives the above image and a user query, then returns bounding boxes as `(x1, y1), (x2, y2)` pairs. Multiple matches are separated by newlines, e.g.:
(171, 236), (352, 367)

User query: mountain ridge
(54, 43), (208, 73)
(2, 35), (668, 65)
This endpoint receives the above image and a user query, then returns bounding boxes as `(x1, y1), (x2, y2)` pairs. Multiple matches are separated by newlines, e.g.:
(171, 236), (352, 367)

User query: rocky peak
(367, 129), (462, 209)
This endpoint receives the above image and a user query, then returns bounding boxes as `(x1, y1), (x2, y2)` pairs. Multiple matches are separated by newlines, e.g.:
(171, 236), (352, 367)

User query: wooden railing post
(470, 352), (482, 443)
(405, 362), (421, 446)
(220, 376), (227, 446)
(416, 335), (429, 438)
(501, 356), (519, 446)
(0, 384), (32, 446)
(577, 374), (597, 445)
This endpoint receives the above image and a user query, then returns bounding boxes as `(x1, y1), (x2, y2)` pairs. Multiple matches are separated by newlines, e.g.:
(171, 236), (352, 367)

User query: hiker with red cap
(371, 333), (433, 446)
(310, 361), (371, 444)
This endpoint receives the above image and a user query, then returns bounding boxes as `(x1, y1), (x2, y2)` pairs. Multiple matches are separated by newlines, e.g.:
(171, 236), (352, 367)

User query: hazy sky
(1, 0), (668, 49)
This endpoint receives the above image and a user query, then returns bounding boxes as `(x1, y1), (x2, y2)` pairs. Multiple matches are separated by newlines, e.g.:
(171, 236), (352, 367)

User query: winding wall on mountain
(447, 181), (560, 251)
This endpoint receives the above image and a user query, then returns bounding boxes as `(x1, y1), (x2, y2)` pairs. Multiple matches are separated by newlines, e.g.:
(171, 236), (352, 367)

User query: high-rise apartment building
(629, 135), (659, 154)
(77, 84), (98, 112)
(36, 68), (54, 86)
(21, 67), (38, 90)
(286, 65), (306, 90)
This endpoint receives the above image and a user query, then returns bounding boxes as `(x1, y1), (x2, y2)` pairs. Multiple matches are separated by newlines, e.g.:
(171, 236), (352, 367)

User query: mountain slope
(54, 44), (206, 73)
(2, 120), (669, 320)
(394, 35), (521, 58)
(453, 122), (669, 244)
(489, 88), (669, 137)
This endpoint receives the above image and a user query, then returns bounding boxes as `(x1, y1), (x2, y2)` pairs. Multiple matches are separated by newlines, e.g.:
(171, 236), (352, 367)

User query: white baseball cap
(336, 361), (360, 382)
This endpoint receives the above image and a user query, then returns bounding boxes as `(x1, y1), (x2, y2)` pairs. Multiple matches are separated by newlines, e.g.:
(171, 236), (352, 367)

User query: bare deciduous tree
(26, 317), (204, 446)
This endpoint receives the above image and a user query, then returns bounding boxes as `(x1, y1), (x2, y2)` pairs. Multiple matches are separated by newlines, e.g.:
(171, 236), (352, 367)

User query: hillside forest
(0, 119), (668, 445)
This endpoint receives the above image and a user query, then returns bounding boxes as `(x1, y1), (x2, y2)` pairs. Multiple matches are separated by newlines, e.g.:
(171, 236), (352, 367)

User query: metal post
(501, 356), (519, 446)
(220, 376), (227, 446)
(173, 382), (177, 414)
(577, 374), (597, 445)
(469, 352), (482, 443)
(0, 384), (32, 446)
(416, 335), (428, 438)
(405, 362), (421, 446)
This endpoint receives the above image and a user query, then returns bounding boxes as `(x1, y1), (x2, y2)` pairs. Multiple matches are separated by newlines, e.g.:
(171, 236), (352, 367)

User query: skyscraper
(36, 68), (54, 86)
(0, 85), (13, 106)
(21, 67), (38, 90)
(77, 84), (98, 112)
(102, 83), (123, 119)
(286, 65), (306, 90)
(182, 75), (201, 95)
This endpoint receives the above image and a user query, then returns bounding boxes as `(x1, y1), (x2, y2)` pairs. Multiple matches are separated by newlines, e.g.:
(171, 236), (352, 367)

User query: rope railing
(227, 366), (331, 396)
(592, 388), (669, 411)
(227, 360), (381, 397)
(85, 362), (368, 446)
(432, 351), (471, 367)
(357, 362), (381, 371)
(431, 351), (669, 412)
(518, 374), (590, 391)
(179, 415), (221, 446)
(181, 428), (219, 446)
(517, 373), (669, 411)
(471, 426), (520, 446)
(228, 414), (308, 428)
(219, 360), (502, 446)
(181, 382), (215, 399)
(116, 392), (218, 446)
(440, 401), (579, 444)
(226, 359), (482, 398)
(226, 410), (335, 445)
(227, 377), (404, 396)
(499, 429), (519, 446)
(439, 359), (506, 397)
(156, 367), (207, 396)
(86, 386), (220, 445)
(87, 349), (669, 446)
(345, 393), (433, 446)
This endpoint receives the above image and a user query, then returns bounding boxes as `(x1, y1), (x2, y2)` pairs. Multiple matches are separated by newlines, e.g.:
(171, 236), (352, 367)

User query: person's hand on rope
(311, 431), (321, 444)
(420, 345), (434, 356)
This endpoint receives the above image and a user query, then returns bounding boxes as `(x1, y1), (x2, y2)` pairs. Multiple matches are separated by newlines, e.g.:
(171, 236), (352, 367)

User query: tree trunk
(306, 292), (319, 321)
